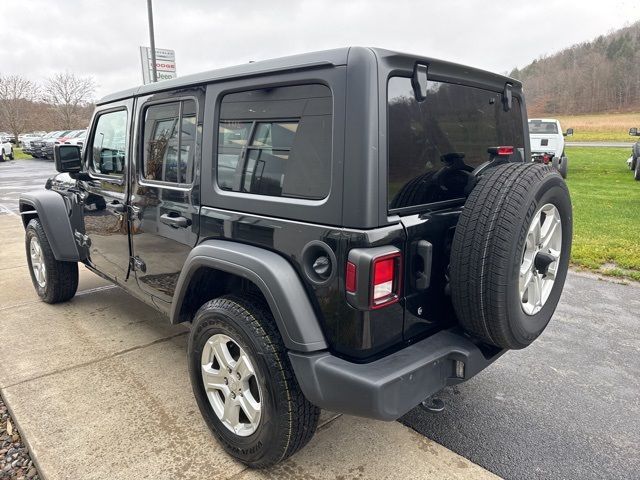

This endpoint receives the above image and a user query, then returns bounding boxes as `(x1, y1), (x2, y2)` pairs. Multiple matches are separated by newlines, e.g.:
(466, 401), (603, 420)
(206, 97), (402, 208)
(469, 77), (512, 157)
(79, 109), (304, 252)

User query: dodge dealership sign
(139, 47), (177, 84)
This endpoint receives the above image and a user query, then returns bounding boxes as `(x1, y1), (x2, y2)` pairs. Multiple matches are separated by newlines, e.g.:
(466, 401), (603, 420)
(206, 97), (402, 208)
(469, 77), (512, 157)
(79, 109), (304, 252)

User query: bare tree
(43, 72), (96, 130)
(0, 75), (39, 142)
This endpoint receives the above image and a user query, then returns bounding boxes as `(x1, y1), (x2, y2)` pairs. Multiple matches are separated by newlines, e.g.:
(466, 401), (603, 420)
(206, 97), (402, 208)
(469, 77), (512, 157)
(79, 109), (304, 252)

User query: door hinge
(129, 256), (146, 273)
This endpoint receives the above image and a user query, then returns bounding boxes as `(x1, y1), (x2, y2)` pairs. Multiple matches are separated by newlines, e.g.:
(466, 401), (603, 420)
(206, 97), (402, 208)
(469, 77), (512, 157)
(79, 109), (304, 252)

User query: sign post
(139, 47), (177, 84)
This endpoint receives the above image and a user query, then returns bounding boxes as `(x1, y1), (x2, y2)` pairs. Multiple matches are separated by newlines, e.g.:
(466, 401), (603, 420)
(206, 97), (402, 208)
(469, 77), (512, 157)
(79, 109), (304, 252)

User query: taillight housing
(345, 246), (402, 310)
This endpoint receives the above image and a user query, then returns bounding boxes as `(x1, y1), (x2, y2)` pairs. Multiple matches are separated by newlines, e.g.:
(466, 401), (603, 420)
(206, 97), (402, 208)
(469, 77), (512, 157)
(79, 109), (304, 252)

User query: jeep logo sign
(139, 47), (177, 84)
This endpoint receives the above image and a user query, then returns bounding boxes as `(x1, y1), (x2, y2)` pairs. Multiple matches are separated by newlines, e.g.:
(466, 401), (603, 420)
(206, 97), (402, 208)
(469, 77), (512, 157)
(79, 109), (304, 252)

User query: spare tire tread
(451, 163), (568, 348)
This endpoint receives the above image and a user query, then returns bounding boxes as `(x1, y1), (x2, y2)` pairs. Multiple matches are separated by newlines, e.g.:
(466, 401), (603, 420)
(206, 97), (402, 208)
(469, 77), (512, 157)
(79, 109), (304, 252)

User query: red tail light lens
(346, 261), (357, 293)
(497, 146), (514, 156)
(371, 252), (401, 308)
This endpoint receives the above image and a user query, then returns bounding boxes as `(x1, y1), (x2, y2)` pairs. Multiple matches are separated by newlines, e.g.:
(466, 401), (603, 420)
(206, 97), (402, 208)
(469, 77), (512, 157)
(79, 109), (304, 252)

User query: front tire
(25, 219), (79, 303)
(188, 294), (320, 468)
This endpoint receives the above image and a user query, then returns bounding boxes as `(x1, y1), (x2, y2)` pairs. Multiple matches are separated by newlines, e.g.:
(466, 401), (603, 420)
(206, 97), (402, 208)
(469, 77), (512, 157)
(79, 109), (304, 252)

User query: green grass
(565, 146), (640, 281)
(12, 147), (31, 160)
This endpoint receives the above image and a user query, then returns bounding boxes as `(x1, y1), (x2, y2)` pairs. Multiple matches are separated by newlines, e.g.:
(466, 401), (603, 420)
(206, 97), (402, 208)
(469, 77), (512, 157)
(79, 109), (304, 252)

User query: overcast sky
(1, 0), (638, 99)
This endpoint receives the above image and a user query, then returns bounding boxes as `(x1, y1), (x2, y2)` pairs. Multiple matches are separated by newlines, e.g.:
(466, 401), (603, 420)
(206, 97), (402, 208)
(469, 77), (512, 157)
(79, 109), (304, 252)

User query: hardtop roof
(97, 46), (521, 105)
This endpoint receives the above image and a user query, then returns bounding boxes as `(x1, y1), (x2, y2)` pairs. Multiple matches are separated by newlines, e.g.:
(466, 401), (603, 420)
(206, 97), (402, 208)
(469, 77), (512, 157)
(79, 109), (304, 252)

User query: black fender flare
(171, 240), (328, 353)
(18, 191), (80, 262)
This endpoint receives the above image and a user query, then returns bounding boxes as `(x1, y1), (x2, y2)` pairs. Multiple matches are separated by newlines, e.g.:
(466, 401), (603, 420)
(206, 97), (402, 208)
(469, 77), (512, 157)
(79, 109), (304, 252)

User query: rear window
(528, 121), (558, 134)
(387, 77), (525, 210)
(217, 84), (332, 200)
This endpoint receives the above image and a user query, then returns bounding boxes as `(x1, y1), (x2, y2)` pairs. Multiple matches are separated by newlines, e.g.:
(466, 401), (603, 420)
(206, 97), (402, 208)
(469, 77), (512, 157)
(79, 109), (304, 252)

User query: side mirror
(629, 127), (639, 137)
(564, 128), (574, 137)
(411, 63), (429, 102)
(54, 144), (82, 173)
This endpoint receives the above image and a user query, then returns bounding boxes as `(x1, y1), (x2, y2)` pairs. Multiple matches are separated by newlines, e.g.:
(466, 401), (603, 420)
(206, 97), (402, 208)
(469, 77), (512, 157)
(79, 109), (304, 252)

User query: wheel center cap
(534, 251), (555, 275)
(228, 375), (239, 391)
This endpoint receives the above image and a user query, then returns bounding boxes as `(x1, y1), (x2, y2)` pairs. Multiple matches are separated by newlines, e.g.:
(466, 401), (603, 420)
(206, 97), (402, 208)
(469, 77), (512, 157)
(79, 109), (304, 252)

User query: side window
(90, 110), (127, 176)
(142, 99), (196, 184)
(216, 84), (332, 200)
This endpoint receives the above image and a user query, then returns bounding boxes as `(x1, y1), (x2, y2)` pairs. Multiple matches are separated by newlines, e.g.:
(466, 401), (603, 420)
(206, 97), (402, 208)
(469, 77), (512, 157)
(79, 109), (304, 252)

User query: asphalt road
(0, 157), (56, 214)
(2, 158), (639, 479)
(402, 271), (640, 480)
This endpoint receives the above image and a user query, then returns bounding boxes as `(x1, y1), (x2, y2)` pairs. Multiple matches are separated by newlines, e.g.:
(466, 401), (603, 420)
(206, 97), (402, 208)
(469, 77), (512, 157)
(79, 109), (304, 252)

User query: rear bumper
(289, 328), (504, 421)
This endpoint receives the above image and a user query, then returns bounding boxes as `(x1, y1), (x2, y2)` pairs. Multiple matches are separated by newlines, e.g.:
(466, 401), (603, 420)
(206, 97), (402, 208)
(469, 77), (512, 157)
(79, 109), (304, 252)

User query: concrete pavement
(0, 213), (496, 480)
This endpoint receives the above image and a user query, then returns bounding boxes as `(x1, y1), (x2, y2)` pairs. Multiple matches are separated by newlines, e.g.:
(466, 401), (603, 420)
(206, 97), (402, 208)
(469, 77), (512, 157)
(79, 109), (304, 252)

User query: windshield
(528, 121), (558, 134)
(387, 77), (525, 210)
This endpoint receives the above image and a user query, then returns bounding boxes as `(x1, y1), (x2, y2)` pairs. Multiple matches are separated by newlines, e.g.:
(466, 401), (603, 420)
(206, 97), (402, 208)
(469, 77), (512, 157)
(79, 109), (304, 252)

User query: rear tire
(8, 148), (14, 160)
(450, 163), (572, 349)
(25, 219), (79, 303)
(188, 294), (320, 468)
(634, 156), (640, 181)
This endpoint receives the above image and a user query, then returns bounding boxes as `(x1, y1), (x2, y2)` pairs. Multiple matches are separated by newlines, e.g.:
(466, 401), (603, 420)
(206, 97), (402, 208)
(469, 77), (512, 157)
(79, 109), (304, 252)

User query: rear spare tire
(450, 163), (572, 349)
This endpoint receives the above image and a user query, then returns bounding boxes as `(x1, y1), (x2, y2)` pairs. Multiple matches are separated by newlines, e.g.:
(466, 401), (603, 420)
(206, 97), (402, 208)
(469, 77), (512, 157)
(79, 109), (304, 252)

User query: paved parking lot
(1, 158), (639, 479)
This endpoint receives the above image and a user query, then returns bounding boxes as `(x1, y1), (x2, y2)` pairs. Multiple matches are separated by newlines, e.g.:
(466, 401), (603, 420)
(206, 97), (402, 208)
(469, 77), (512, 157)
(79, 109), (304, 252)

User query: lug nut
(231, 392), (236, 399)
(228, 367), (232, 373)
(236, 372), (241, 380)
(224, 377), (228, 385)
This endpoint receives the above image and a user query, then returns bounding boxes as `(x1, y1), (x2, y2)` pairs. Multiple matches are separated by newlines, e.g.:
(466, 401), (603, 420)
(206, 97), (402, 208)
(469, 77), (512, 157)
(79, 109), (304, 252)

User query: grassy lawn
(566, 146), (640, 281)
(544, 112), (639, 142)
(12, 147), (31, 159)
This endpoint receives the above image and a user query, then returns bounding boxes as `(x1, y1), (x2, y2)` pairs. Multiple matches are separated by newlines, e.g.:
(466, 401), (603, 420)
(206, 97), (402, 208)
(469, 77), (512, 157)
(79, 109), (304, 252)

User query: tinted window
(217, 84), (332, 200)
(90, 110), (127, 176)
(528, 121), (558, 134)
(143, 99), (196, 184)
(387, 77), (525, 209)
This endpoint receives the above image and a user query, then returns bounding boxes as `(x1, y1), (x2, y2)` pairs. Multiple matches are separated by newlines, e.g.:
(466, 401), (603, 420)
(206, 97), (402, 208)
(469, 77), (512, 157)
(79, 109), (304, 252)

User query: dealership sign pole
(146, 0), (157, 82)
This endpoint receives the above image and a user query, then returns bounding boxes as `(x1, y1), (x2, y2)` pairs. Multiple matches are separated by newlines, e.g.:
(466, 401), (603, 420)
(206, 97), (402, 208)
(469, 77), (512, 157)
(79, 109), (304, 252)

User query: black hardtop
(97, 46), (521, 105)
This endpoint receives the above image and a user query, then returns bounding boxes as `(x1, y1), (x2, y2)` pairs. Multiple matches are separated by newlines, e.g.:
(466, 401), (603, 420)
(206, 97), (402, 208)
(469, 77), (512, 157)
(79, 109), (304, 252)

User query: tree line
(0, 72), (96, 142)
(510, 21), (640, 116)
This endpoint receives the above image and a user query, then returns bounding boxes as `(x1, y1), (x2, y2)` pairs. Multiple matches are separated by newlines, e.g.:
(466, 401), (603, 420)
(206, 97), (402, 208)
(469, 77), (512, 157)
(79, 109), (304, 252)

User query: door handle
(414, 240), (433, 291)
(160, 213), (191, 228)
(107, 200), (126, 213)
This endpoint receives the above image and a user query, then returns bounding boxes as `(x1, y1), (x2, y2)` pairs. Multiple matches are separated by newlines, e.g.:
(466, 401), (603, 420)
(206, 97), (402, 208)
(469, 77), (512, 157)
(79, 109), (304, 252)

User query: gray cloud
(1, 0), (638, 99)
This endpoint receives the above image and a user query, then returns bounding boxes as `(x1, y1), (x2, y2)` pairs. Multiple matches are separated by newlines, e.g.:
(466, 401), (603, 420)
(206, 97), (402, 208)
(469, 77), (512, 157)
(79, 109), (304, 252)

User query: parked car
(63, 129), (87, 147)
(529, 118), (573, 178)
(43, 130), (83, 159)
(19, 132), (46, 147)
(29, 131), (61, 158)
(19, 47), (572, 468)
(629, 127), (640, 181)
(0, 138), (14, 161)
(0, 132), (12, 144)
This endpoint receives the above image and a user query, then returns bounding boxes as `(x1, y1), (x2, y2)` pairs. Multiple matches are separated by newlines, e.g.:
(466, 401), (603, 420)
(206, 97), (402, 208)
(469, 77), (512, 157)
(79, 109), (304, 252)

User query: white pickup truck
(528, 118), (573, 178)
(0, 138), (14, 161)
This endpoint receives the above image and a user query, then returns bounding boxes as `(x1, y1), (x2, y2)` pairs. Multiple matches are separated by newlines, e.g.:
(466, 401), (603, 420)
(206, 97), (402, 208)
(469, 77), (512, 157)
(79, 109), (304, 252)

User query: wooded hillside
(511, 21), (640, 116)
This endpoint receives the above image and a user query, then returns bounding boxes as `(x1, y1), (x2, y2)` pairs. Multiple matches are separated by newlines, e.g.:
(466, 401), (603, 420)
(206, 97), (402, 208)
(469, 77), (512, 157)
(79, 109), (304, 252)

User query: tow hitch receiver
(420, 396), (445, 413)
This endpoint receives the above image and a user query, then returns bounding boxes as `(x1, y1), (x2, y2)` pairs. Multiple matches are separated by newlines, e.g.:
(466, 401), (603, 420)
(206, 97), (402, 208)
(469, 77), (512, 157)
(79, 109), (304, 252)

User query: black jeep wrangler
(19, 47), (572, 468)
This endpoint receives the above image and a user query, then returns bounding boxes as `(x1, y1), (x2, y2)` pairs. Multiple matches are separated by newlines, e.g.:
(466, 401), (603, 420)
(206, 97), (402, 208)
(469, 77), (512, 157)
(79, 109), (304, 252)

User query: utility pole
(146, 0), (158, 82)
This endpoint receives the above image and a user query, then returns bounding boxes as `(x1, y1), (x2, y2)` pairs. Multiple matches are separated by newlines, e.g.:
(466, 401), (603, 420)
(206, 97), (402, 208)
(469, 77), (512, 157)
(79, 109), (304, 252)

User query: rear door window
(142, 99), (197, 185)
(216, 84), (332, 200)
(387, 77), (525, 210)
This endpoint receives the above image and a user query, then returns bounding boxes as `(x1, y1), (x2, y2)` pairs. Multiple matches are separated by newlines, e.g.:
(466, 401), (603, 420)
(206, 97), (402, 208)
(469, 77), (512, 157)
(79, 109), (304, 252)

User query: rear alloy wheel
(188, 294), (319, 468)
(450, 163), (572, 349)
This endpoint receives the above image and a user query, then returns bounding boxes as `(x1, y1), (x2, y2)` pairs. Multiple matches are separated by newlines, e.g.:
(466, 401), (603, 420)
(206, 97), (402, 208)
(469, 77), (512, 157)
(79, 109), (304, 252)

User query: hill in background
(511, 21), (640, 116)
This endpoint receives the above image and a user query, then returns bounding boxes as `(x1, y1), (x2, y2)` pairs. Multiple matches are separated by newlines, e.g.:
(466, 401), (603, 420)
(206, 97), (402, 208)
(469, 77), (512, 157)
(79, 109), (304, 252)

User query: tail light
(488, 146), (514, 157)
(371, 252), (402, 308)
(345, 247), (402, 310)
